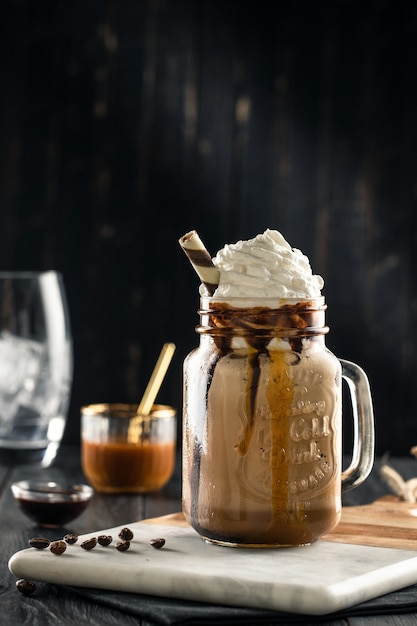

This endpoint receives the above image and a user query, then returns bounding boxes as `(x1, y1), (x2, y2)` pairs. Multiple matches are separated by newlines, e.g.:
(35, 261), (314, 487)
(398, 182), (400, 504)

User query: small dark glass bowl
(11, 481), (94, 528)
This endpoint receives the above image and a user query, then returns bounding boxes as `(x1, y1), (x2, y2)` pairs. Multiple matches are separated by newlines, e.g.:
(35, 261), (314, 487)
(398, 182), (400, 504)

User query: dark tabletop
(2, 448), (417, 626)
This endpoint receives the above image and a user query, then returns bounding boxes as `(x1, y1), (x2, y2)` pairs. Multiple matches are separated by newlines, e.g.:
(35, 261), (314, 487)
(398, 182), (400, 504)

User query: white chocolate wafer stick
(179, 230), (220, 295)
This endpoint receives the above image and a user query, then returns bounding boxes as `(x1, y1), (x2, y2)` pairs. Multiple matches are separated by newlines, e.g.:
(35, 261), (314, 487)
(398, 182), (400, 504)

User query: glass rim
(11, 480), (93, 502)
(199, 295), (326, 308)
(81, 403), (176, 419)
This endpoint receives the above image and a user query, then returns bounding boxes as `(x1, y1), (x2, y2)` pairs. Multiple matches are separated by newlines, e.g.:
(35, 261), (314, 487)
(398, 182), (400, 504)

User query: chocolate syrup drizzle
(198, 301), (328, 456)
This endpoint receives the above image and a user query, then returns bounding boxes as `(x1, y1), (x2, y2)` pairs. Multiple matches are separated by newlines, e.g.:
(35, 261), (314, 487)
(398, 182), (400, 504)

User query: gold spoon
(128, 342), (176, 443)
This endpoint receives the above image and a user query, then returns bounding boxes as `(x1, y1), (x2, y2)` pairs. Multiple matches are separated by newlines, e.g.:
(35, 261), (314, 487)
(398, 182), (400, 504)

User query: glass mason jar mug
(182, 296), (374, 547)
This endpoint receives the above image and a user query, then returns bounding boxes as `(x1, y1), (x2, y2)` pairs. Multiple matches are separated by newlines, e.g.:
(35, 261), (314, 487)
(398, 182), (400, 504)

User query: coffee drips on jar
(198, 300), (327, 459)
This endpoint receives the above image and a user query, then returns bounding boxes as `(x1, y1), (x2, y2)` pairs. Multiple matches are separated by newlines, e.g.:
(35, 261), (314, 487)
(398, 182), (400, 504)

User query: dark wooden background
(0, 0), (416, 455)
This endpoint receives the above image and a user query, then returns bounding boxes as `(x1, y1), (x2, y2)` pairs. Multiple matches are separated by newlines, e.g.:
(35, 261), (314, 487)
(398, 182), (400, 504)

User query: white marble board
(8, 521), (417, 616)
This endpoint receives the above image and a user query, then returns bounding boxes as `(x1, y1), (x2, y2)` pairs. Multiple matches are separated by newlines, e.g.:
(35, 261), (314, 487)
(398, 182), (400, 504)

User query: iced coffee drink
(180, 229), (374, 547)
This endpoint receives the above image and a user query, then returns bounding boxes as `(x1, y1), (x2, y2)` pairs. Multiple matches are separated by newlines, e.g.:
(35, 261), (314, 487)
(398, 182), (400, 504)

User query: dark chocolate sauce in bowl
(11, 481), (93, 528)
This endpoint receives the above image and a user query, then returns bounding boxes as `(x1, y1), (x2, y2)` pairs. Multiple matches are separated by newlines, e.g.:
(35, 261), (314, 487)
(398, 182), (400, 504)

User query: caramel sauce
(82, 439), (176, 493)
(266, 348), (295, 527)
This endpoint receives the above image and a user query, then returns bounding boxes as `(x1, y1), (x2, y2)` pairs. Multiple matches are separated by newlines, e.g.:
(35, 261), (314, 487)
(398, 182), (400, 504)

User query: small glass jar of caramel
(81, 403), (176, 493)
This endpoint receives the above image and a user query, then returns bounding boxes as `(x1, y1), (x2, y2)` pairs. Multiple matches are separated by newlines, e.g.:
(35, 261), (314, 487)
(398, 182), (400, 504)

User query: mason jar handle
(340, 359), (375, 492)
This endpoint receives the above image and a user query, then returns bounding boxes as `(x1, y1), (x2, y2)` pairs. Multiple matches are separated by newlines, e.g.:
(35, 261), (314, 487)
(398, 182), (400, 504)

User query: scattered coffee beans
(80, 537), (97, 551)
(28, 537), (50, 550)
(97, 535), (112, 546)
(16, 579), (36, 596)
(118, 527), (134, 541)
(50, 540), (67, 555)
(19, 527), (170, 599)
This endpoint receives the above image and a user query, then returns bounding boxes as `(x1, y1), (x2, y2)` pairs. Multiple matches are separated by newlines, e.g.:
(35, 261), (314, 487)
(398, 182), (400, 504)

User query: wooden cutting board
(9, 497), (417, 616)
(144, 496), (417, 551)
(323, 496), (417, 550)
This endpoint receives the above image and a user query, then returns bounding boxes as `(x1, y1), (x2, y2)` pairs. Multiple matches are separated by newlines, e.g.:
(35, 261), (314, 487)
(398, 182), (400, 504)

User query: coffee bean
(115, 540), (130, 552)
(80, 537), (97, 551)
(50, 540), (67, 555)
(28, 537), (50, 549)
(150, 537), (165, 549)
(63, 533), (78, 545)
(118, 527), (133, 541)
(97, 535), (112, 546)
(16, 579), (36, 595)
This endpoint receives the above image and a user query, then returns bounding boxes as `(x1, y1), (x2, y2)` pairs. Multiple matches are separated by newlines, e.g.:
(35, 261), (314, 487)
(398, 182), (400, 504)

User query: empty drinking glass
(0, 272), (73, 466)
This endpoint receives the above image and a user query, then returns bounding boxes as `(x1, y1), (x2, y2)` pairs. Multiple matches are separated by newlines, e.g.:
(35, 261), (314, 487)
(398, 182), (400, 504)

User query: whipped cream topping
(210, 229), (324, 299)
